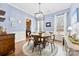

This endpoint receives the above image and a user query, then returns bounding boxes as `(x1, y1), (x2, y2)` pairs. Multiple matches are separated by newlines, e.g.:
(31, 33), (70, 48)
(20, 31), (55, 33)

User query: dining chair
(32, 35), (43, 55)
(63, 37), (72, 56)
(47, 34), (55, 52)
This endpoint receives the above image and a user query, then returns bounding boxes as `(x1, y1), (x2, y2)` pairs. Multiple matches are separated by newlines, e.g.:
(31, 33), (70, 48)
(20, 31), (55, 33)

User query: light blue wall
(44, 14), (54, 32)
(69, 3), (79, 23)
(0, 3), (36, 32)
(44, 3), (79, 32)
(0, 3), (79, 33)
(44, 8), (70, 32)
(77, 8), (79, 22)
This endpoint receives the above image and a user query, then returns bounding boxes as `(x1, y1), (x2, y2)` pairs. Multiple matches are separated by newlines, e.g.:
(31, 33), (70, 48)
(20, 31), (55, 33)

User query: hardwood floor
(15, 40), (26, 56)
(7, 38), (79, 56)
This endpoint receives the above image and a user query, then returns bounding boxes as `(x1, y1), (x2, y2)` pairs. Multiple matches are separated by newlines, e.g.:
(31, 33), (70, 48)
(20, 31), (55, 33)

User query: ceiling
(9, 3), (72, 16)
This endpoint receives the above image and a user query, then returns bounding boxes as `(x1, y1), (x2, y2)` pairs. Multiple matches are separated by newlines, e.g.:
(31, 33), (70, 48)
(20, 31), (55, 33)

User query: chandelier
(35, 3), (44, 20)
(35, 3), (44, 32)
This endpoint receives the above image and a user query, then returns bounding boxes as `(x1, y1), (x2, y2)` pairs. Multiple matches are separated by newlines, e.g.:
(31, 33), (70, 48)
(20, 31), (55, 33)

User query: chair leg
(51, 43), (53, 52)
(39, 45), (41, 55)
(43, 42), (46, 48)
(32, 44), (34, 52)
(27, 38), (30, 45)
(53, 43), (55, 49)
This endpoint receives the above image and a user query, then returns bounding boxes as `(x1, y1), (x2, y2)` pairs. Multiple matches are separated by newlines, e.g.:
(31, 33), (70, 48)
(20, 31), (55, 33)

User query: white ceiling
(9, 3), (71, 16)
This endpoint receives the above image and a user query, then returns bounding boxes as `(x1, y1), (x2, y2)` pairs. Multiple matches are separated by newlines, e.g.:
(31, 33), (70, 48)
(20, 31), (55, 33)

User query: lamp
(68, 26), (72, 36)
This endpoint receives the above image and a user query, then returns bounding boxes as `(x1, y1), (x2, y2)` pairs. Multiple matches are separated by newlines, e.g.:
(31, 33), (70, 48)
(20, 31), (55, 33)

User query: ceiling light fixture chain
(39, 3), (41, 12)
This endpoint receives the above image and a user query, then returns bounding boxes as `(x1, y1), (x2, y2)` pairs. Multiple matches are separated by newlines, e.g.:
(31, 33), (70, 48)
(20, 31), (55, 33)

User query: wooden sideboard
(0, 33), (15, 56)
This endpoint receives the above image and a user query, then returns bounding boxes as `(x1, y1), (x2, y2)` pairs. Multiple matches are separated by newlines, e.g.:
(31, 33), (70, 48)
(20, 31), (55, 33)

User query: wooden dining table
(31, 32), (51, 55)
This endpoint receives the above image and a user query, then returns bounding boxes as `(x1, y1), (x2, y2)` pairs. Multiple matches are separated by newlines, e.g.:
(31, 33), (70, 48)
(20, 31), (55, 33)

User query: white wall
(15, 31), (26, 42)
(7, 31), (26, 42)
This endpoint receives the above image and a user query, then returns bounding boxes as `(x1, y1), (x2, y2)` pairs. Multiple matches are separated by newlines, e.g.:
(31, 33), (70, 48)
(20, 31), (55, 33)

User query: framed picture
(46, 22), (51, 27)
(9, 17), (17, 27)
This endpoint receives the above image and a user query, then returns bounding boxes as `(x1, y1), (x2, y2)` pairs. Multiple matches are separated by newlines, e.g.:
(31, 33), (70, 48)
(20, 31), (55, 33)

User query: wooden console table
(0, 33), (15, 56)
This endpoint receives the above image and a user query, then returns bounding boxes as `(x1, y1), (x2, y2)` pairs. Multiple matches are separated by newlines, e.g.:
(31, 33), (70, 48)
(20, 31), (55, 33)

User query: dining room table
(22, 32), (58, 56)
(31, 32), (51, 55)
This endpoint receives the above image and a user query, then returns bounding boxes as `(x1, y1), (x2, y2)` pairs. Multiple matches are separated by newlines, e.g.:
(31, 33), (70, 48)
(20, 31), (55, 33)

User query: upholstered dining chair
(32, 35), (43, 55)
(47, 34), (55, 52)
(63, 37), (72, 56)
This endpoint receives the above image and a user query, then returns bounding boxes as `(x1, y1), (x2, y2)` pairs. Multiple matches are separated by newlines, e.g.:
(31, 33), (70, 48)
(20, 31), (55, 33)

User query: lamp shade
(68, 26), (72, 31)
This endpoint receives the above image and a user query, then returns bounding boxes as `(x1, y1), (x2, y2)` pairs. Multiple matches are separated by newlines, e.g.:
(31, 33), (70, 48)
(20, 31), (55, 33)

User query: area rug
(23, 40), (58, 56)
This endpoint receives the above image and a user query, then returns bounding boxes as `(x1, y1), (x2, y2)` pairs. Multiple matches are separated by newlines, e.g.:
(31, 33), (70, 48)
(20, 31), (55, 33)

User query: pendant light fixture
(35, 3), (44, 32)
(35, 3), (44, 19)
